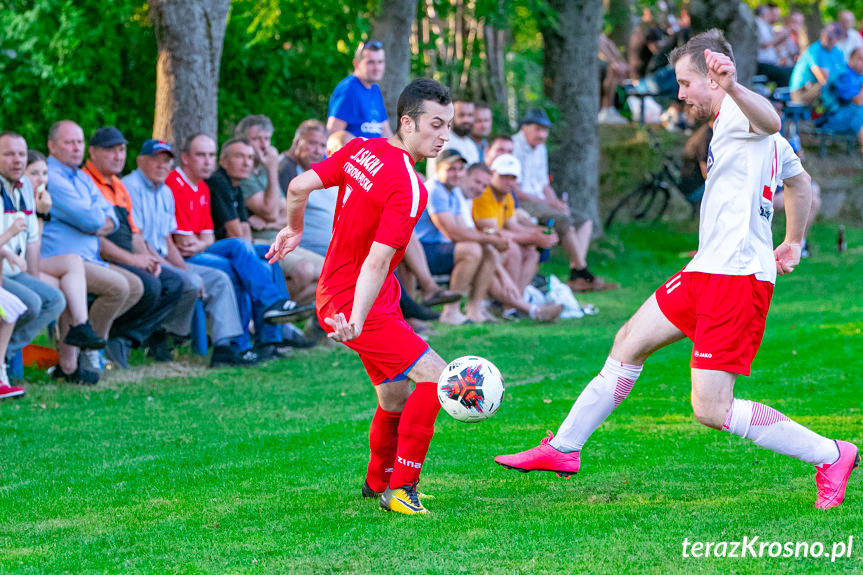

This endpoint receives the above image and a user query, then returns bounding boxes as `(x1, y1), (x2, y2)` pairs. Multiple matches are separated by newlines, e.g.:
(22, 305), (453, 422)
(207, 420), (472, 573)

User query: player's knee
(379, 394), (408, 412)
(690, 398), (724, 430)
(612, 321), (633, 350)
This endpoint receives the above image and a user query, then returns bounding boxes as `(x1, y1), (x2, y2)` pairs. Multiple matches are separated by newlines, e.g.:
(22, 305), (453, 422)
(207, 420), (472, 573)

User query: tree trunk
(150, 0), (230, 149)
(689, 0), (758, 86)
(605, 0), (633, 49)
(484, 22), (507, 108)
(791, 0), (821, 51)
(370, 0), (416, 130)
(541, 0), (603, 229)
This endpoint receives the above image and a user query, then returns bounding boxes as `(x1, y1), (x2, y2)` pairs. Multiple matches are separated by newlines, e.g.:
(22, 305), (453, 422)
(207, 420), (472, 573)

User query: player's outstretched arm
(774, 170), (812, 276)
(705, 49), (781, 135)
(265, 170), (324, 263)
(325, 241), (397, 342)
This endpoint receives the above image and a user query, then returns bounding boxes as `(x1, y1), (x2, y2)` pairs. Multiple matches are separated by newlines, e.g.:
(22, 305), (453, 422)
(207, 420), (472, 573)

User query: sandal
(421, 289), (463, 307)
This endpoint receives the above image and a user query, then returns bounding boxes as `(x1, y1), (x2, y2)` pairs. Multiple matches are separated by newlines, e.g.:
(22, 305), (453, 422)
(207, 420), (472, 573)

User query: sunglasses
(358, 40), (383, 53)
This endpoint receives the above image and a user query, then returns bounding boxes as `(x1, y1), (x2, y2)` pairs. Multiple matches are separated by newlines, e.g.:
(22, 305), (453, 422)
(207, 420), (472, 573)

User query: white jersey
(684, 95), (781, 284)
(774, 133), (804, 184)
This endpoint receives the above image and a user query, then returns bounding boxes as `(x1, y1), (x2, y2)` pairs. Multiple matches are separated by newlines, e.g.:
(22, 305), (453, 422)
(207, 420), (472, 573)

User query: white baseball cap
(490, 153), (521, 179)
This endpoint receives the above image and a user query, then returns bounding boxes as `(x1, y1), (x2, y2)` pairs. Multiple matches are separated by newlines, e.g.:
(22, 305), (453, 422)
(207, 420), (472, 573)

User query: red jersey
(165, 168), (214, 236)
(311, 137), (428, 316)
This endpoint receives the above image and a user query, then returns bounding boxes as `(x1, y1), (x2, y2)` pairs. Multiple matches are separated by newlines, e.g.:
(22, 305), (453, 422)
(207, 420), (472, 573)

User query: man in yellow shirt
(473, 154), (562, 321)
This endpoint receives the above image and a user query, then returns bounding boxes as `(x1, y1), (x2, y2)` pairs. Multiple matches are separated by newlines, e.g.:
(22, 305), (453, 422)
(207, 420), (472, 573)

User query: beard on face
(452, 122), (472, 138)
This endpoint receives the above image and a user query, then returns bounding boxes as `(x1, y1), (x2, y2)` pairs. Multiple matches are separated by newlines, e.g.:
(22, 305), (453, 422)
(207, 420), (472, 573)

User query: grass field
(1, 221), (861, 574)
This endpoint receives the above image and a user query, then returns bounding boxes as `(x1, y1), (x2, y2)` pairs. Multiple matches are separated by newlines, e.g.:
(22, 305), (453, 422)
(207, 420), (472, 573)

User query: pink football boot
(815, 440), (859, 509)
(495, 431), (581, 478)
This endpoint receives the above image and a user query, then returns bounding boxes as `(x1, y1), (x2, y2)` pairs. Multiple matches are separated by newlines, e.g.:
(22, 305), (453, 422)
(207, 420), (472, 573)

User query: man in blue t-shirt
(326, 41), (393, 139)
(791, 25), (863, 153)
(790, 24), (846, 104)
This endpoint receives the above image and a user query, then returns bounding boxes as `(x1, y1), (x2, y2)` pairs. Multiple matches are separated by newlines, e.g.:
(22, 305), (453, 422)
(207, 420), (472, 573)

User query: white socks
(550, 356), (643, 453)
(547, 356), (839, 467)
(722, 398), (839, 466)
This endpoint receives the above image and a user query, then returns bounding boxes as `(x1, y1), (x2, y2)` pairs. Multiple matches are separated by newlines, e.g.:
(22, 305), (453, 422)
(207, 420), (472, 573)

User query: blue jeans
(821, 105), (863, 135)
(3, 272), (66, 360)
(187, 238), (288, 349)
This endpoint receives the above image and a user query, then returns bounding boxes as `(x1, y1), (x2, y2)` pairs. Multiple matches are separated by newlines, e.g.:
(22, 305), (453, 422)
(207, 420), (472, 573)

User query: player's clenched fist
(774, 242), (800, 276)
(704, 49), (737, 92)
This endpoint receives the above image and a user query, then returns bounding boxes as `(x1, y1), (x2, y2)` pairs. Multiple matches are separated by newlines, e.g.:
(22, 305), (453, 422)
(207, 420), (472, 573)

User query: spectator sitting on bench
(130, 134), (253, 368)
(793, 30), (863, 155)
(472, 154), (563, 322)
(239, 115), (321, 306)
(415, 149), (502, 325)
(168, 134), (308, 363)
(45, 121), (144, 378)
(512, 108), (616, 292)
(836, 10), (863, 61)
(84, 133), (185, 367)
(0, 132), (68, 382)
(24, 150), (104, 383)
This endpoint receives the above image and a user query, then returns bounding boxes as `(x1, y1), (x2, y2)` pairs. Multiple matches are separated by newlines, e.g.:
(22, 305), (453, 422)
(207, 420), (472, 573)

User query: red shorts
(654, 270), (774, 376)
(317, 303), (429, 385)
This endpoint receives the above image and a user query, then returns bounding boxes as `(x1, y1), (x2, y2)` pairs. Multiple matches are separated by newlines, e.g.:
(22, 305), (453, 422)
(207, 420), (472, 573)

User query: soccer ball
(437, 356), (505, 423)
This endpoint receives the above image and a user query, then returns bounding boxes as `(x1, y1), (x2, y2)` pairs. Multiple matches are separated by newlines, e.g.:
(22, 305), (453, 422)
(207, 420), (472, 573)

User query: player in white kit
(495, 30), (858, 509)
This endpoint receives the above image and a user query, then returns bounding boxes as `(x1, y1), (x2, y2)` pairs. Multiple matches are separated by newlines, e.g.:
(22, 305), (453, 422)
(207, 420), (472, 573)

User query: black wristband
(36, 211), (51, 222)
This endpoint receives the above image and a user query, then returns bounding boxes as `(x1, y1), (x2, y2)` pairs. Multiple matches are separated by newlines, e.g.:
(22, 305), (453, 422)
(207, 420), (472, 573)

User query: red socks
(389, 381), (441, 489)
(366, 406), (401, 493)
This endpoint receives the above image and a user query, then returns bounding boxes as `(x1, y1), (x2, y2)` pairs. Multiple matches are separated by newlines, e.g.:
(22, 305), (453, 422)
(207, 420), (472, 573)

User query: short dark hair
(466, 162), (491, 176)
(475, 100), (491, 111)
(219, 137), (252, 161)
(488, 134), (513, 146)
(181, 132), (213, 155)
(668, 29), (734, 75)
(27, 149), (46, 166)
(396, 78), (452, 135)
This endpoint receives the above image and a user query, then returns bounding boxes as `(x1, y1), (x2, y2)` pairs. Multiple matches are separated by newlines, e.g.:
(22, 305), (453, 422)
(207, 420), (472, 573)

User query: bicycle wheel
(605, 182), (669, 229)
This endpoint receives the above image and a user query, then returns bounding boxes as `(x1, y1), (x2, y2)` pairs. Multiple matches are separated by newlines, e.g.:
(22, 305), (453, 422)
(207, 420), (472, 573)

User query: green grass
(1, 222), (862, 574)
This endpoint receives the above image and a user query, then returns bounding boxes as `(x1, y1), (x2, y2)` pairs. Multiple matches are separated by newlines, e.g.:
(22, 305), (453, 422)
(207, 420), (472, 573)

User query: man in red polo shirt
(166, 133), (302, 366)
(268, 79), (454, 515)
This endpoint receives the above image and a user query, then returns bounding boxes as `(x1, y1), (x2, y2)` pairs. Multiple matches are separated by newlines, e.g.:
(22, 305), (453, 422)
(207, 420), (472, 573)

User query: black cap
(436, 148), (467, 165)
(520, 108), (552, 128)
(89, 126), (128, 148)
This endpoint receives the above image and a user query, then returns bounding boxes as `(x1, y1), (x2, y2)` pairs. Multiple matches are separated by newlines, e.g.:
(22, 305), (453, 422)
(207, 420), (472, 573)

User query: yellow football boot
(379, 484), (428, 515)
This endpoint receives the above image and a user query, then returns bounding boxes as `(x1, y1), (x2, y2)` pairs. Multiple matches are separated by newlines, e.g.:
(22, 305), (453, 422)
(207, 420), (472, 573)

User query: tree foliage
(0, 0), (155, 154)
(0, 0), (369, 154)
(3, 0), (848, 159)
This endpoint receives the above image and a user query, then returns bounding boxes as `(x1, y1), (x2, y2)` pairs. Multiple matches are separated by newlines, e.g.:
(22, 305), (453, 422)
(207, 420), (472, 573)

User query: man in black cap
(415, 149), (505, 324)
(84, 132), (184, 367)
(512, 108), (617, 292)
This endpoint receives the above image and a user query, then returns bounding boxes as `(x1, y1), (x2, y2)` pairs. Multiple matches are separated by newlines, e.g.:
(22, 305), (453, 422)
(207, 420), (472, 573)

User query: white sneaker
(598, 107), (628, 125)
(79, 349), (105, 372)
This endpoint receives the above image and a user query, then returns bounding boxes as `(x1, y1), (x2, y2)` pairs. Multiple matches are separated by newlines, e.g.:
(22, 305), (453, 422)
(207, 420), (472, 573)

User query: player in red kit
(267, 79), (453, 515)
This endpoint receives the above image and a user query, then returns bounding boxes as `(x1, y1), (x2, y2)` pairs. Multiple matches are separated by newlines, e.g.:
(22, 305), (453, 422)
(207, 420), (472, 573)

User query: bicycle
(604, 153), (690, 229)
